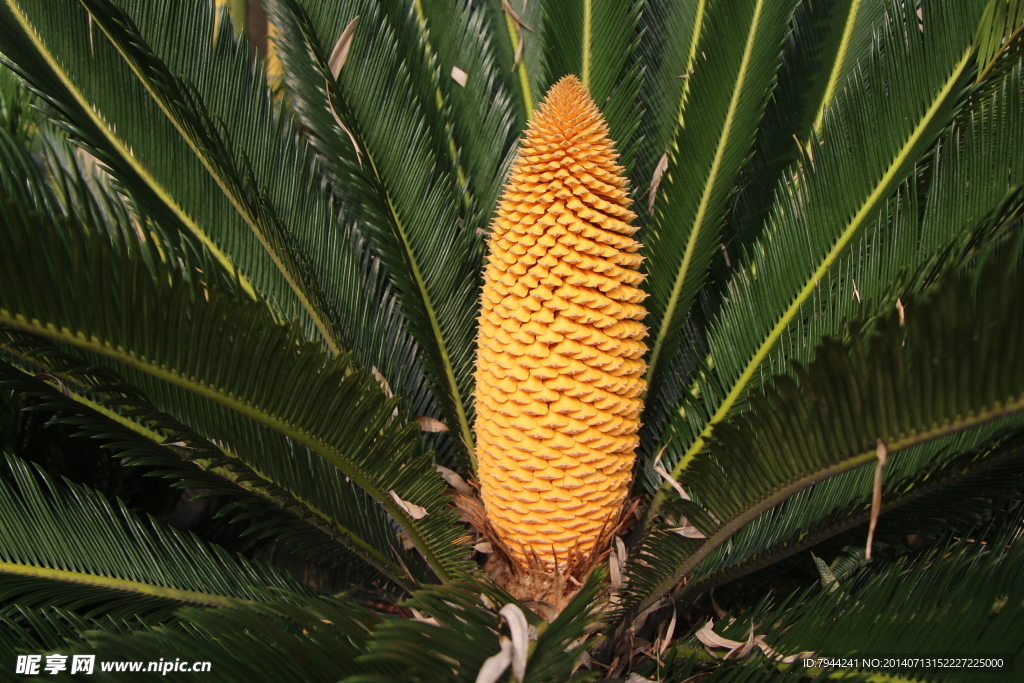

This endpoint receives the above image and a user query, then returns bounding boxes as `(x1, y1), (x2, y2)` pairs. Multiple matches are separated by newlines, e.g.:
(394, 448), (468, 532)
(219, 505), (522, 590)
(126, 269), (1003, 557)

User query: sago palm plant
(1, 0), (1024, 680)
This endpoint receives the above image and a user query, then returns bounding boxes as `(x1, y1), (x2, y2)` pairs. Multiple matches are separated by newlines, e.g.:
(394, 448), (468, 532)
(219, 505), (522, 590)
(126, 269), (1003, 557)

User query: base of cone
(455, 489), (632, 618)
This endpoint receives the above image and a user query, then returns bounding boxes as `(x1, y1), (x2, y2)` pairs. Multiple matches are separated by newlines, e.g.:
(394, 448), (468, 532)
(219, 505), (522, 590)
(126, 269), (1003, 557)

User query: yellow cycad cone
(475, 75), (648, 570)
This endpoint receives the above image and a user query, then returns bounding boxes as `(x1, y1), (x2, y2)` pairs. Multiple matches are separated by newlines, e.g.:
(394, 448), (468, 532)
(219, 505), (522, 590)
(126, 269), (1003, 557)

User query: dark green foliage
(0, 454), (315, 620)
(1, 0), (1023, 680)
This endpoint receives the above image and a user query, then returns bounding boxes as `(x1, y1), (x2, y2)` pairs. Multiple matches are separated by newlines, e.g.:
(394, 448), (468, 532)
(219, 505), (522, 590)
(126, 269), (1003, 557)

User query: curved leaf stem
(377, 187), (477, 470)
(78, 0), (340, 355)
(645, 46), (974, 524)
(3, 0), (258, 302)
(0, 311), (455, 583)
(624, 391), (1024, 623)
(0, 354), (414, 587)
(975, 22), (1024, 85)
(0, 561), (252, 608)
(674, 0), (707, 132)
(505, 11), (533, 119)
(645, 0), (766, 390)
(581, 0), (592, 89)
(811, 0), (860, 134)
(673, 441), (1024, 608)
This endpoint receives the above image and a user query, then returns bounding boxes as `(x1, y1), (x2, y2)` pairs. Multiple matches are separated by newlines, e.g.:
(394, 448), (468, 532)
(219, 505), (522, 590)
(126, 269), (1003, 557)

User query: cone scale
(474, 76), (648, 570)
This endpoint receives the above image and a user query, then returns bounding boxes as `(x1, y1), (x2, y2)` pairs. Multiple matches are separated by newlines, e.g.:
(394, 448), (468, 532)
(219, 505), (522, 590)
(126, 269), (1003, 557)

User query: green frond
(0, 101), (252, 309)
(78, 0), (353, 353)
(0, 128), (420, 586)
(0, 189), (476, 582)
(372, 0), (467, 202)
(726, 0), (882, 254)
(640, 0), (798, 447)
(632, 0), (703, 191)
(2, 0), (1023, 673)
(711, 535), (1024, 682)
(0, 606), (109, 657)
(0, 0), (288, 318)
(657, 34), (1024, 483)
(677, 420), (1024, 604)
(651, 0), (996, 511)
(498, 0), (546, 118)
(262, 2), (433, 429)
(617, 244), (1024, 625)
(921, 50), (1024, 253)
(0, 454), (315, 622)
(417, 0), (522, 230)
(266, 0), (483, 465)
(808, 0), (889, 135)
(0, 57), (37, 141)
(83, 595), (376, 683)
(0, 345), (413, 590)
(879, 440), (1024, 539)
(78, 0), (450, 416)
(975, 0), (1024, 82)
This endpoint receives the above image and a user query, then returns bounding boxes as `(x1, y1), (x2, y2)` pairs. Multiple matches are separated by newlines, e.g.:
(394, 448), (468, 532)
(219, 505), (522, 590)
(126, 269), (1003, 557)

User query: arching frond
(650, 0), (998, 514)
(84, 596), (376, 683)
(694, 530), (1024, 682)
(0, 454), (315, 622)
(0, 346), (413, 590)
(267, 0), (483, 464)
(0, 189), (475, 582)
(678, 421), (1024, 605)
(632, 0), (704, 192)
(640, 0), (798, 450)
(975, 0), (1024, 82)
(418, 0), (522, 229)
(726, 0), (884, 253)
(618, 243), (1024, 625)
(0, 0), (315, 332)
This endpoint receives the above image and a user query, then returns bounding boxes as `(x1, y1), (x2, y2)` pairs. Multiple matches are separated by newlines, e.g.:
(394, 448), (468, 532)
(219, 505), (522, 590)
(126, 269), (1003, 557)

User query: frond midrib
(675, 435), (1024, 607)
(0, 308), (455, 582)
(675, 0), (708, 131)
(80, 0), (340, 354)
(649, 44), (975, 519)
(631, 390), (1024, 617)
(0, 561), (252, 608)
(0, 350), (413, 587)
(811, 0), (861, 134)
(2, 0), (258, 301)
(504, 10), (533, 118)
(645, 0), (767, 388)
(377, 186), (477, 466)
(581, 0), (592, 88)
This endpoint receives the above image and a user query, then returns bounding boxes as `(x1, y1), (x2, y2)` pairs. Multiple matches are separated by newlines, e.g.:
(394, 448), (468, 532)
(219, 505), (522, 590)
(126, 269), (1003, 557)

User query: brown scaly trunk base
(455, 491), (633, 619)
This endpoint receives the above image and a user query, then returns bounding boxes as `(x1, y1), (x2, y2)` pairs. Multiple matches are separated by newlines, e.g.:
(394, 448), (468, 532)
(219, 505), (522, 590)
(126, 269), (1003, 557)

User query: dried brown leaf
(609, 547), (622, 590)
(658, 607), (676, 656)
(654, 464), (691, 501)
(865, 439), (888, 560)
(648, 152), (669, 213)
(695, 620), (745, 650)
(668, 525), (707, 539)
(416, 416), (449, 432)
(329, 16), (359, 79)
(475, 636), (512, 683)
(389, 490), (429, 519)
(436, 465), (473, 494)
